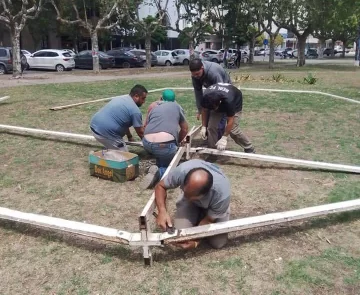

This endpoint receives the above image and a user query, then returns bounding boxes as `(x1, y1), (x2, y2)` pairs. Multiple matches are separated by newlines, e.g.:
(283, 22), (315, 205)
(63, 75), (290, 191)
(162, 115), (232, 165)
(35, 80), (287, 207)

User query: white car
(172, 49), (191, 65)
(154, 50), (179, 66)
(21, 50), (32, 58)
(62, 49), (77, 57)
(27, 49), (75, 72)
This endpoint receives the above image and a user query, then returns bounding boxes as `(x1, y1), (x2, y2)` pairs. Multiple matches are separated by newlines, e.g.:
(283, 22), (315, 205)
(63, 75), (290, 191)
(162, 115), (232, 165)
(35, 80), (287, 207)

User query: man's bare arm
(223, 116), (234, 136)
(178, 121), (189, 143)
(134, 126), (144, 139)
(155, 180), (173, 230)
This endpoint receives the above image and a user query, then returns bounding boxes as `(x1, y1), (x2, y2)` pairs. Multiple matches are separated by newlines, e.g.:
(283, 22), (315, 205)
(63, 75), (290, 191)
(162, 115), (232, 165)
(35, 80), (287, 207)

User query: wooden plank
(240, 87), (360, 105)
(50, 96), (119, 111)
(186, 125), (201, 160)
(0, 124), (143, 147)
(0, 96), (10, 102)
(139, 146), (186, 221)
(162, 199), (360, 243)
(0, 207), (132, 244)
(190, 148), (360, 174)
(49, 88), (195, 111)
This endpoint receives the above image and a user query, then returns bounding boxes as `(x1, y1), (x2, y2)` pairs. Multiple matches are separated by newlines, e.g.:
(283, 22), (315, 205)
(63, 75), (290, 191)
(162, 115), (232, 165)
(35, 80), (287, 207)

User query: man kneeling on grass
(155, 159), (231, 250)
(141, 89), (189, 189)
(90, 84), (148, 151)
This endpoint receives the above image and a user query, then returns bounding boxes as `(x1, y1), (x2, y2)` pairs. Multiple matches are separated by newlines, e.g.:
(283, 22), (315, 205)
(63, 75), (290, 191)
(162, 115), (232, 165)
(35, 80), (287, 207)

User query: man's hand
(173, 240), (198, 249)
(216, 136), (228, 151)
(200, 126), (207, 140)
(156, 211), (173, 231)
(196, 113), (201, 120)
(127, 136), (134, 142)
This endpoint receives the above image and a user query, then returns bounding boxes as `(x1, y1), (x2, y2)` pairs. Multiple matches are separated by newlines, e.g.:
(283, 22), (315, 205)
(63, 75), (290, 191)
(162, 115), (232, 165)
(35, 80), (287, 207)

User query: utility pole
(356, 22), (360, 66)
(221, 0), (224, 49)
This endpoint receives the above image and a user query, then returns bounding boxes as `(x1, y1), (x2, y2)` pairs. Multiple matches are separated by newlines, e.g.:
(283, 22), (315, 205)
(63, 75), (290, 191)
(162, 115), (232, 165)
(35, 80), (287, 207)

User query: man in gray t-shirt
(155, 159), (231, 250)
(141, 89), (189, 189)
(189, 59), (230, 146)
(90, 85), (148, 151)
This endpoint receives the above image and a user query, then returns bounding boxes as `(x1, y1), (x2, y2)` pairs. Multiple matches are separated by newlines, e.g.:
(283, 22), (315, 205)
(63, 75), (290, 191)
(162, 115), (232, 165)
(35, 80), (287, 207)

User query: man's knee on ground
(207, 234), (228, 249)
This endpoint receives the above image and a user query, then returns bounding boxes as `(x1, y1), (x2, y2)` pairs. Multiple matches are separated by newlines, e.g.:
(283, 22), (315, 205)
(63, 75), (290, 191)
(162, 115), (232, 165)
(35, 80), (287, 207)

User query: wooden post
(0, 124), (143, 147)
(0, 96), (10, 102)
(190, 148), (360, 174)
(138, 146), (186, 265)
(0, 207), (132, 244)
(162, 199), (360, 243)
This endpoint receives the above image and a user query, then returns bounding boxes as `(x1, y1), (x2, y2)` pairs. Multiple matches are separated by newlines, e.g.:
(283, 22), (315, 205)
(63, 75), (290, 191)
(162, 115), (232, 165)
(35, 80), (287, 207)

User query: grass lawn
(0, 65), (359, 295)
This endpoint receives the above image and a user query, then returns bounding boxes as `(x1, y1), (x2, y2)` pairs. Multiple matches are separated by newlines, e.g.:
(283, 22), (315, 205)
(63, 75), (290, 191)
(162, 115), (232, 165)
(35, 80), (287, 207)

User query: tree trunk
(318, 38), (326, 59)
(341, 40), (346, 58)
(11, 26), (22, 78)
(297, 35), (307, 67)
(91, 30), (100, 73)
(249, 36), (255, 64)
(145, 34), (151, 69)
(268, 35), (275, 69)
(330, 40), (335, 58)
(189, 39), (195, 60)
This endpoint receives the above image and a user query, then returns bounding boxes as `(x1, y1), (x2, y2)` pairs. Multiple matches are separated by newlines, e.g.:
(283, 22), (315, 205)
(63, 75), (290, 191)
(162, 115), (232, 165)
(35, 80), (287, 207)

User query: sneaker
(244, 147), (256, 153)
(140, 165), (160, 190)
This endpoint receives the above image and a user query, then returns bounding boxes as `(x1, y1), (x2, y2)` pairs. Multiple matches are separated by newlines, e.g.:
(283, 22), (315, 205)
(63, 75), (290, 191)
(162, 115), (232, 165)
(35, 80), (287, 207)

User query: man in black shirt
(201, 83), (255, 153)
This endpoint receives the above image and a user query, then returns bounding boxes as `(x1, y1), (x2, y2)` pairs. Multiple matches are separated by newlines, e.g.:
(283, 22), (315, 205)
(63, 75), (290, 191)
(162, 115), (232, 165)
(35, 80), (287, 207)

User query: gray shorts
(174, 196), (230, 249)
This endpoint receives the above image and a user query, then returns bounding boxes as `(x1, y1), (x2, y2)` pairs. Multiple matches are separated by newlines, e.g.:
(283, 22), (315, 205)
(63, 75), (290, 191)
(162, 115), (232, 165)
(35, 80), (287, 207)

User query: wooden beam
(139, 146), (186, 224)
(0, 207), (131, 244)
(190, 148), (360, 174)
(162, 199), (360, 243)
(49, 88), (196, 111)
(240, 87), (360, 105)
(0, 124), (143, 147)
(50, 95), (119, 111)
(0, 96), (10, 102)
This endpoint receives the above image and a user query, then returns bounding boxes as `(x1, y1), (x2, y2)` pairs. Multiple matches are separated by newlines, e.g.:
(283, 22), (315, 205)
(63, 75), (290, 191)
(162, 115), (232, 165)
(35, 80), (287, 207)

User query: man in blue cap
(141, 89), (189, 189)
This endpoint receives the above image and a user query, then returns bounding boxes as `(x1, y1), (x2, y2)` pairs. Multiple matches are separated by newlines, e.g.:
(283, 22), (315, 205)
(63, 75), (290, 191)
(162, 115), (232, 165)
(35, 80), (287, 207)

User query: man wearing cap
(141, 89), (189, 189)
(201, 82), (255, 153)
(90, 84), (148, 151)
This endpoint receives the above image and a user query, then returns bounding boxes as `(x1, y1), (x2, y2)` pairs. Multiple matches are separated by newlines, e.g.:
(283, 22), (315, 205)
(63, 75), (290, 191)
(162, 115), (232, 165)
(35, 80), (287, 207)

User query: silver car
(154, 50), (180, 66)
(129, 49), (158, 67)
(200, 50), (223, 63)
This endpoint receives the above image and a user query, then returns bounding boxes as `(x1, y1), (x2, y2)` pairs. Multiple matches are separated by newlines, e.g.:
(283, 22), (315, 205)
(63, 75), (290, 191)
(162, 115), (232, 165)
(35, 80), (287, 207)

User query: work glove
(200, 126), (207, 140)
(216, 136), (228, 151)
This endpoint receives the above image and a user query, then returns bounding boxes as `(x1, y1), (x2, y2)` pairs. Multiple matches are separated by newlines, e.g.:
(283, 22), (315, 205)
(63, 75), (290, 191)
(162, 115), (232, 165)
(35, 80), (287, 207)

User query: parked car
(323, 48), (339, 56)
(200, 50), (223, 63)
(129, 49), (158, 67)
(292, 48), (319, 59)
(21, 49), (32, 58)
(74, 50), (114, 69)
(172, 49), (191, 65)
(62, 49), (76, 57)
(106, 50), (143, 68)
(0, 47), (13, 74)
(154, 50), (179, 66)
(27, 49), (75, 72)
